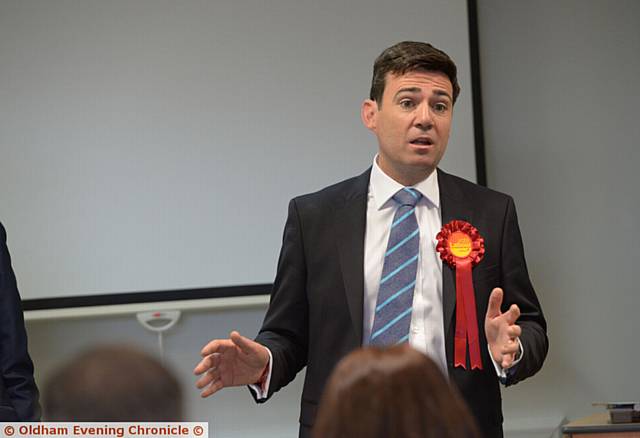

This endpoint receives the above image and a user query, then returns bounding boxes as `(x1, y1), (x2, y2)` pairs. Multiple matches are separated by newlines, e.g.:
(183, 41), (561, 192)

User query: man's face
(362, 70), (454, 185)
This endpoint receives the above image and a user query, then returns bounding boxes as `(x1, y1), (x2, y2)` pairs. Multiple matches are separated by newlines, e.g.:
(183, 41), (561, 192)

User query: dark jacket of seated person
(0, 222), (40, 421)
(313, 345), (480, 438)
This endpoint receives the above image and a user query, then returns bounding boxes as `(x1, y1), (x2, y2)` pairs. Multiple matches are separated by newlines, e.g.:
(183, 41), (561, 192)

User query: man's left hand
(485, 287), (521, 369)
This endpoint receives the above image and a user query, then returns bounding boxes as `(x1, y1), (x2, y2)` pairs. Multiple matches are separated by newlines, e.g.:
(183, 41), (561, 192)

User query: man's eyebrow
(393, 87), (421, 98)
(393, 87), (452, 101)
(434, 89), (453, 101)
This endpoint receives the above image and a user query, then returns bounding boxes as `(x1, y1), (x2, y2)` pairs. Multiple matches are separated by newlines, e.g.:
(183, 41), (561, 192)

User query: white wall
(477, 0), (640, 434)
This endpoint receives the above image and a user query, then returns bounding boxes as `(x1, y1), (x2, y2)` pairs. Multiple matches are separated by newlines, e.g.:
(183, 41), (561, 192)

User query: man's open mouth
(410, 137), (434, 146)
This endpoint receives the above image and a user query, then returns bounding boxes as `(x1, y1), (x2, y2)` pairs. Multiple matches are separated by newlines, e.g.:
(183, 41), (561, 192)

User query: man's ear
(361, 99), (378, 132)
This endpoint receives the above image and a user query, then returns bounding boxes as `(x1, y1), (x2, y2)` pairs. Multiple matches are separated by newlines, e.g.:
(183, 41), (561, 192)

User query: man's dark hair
(369, 41), (460, 105)
(43, 345), (182, 421)
(313, 345), (480, 438)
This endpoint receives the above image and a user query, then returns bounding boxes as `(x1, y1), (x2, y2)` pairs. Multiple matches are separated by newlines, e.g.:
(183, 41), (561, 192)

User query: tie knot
(393, 188), (422, 207)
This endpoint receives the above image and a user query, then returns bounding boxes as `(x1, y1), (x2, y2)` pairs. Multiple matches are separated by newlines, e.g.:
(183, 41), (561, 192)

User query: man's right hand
(194, 331), (270, 398)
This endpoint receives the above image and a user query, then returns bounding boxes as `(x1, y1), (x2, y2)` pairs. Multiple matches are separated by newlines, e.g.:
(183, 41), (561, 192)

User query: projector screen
(0, 0), (481, 308)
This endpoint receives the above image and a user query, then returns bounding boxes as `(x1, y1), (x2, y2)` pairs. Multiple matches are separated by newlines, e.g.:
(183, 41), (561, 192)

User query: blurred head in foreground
(44, 345), (182, 421)
(313, 345), (480, 438)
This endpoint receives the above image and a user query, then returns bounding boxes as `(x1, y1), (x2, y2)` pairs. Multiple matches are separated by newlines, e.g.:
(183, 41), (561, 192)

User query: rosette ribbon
(436, 220), (485, 370)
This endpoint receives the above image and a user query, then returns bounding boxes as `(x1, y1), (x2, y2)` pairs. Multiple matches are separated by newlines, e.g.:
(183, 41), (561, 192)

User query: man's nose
(414, 103), (433, 130)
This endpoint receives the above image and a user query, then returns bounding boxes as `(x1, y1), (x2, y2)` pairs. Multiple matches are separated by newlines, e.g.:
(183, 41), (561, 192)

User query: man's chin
(406, 157), (438, 172)
(409, 143), (436, 154)
(409, 150), (444, 171)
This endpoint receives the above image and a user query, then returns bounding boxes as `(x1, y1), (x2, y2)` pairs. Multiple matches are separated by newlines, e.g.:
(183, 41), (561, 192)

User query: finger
(200, 339), (222, 357)
(230, 331), (259, 356)
(201, 339), (233, 357)
(200, 378), (225, 398)
(194, 352), (222, 376)
(501, 356), (514, 369)
(507, 325), (522, 339)
(501, 351), (516, 369)
(193, 355), (212, 376)
(505, 304), (521, 325)
(200, 339), (219, 357)
(195, 368), (218, 389)
(486, 288), (503, 319)
(501, 342), (520, 356)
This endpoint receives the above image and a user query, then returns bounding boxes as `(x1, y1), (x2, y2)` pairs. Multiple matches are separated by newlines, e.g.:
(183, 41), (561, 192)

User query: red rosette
(436, 220), (485, 370)
(436, 220), (485, 267)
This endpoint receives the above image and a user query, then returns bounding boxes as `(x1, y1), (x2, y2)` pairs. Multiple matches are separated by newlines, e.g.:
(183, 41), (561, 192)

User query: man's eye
(433, 102), (448, 113)
(399, 99), (415, 109)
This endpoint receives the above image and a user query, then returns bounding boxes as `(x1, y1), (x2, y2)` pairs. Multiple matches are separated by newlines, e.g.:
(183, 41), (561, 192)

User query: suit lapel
(334, 169), (370, 345)
(438, 170), (474, 340)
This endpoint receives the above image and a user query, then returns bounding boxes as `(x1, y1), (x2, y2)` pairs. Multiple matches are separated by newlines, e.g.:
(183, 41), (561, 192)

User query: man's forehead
(385, 70), (453, 94)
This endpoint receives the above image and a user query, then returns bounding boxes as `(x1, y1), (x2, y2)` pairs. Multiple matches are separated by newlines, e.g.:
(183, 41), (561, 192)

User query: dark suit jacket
(255, 168), (548, 437)
(0, 222), (41, 421)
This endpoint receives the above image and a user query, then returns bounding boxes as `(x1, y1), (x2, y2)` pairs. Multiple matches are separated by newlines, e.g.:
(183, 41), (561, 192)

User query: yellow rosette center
(449, 231), (472, 258)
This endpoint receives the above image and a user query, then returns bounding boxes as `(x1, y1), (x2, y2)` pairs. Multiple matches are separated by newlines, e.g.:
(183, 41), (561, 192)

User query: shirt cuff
(488, 337), (524, 383)
(248, 347), (273, 400)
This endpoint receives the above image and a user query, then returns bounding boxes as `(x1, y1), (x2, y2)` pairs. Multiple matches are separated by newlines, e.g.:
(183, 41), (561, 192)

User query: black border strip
(23, 283), (272, 311)
(467, 0), (488, 187)
(23, 4), (488, 311)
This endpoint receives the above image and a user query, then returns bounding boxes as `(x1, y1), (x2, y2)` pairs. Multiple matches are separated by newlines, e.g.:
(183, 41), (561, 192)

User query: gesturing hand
(484, 288), (521, 369)
(194, 331), (270, 398)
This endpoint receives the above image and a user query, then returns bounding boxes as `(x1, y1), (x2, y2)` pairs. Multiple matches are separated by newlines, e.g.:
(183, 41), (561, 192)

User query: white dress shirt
(363, 156), (448, 373)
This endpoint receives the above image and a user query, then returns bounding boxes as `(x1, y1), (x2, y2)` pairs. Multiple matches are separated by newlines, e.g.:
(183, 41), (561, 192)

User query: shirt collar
(369, 154), (440, 210)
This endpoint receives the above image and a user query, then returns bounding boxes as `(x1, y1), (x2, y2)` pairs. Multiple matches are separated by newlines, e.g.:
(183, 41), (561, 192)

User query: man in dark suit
(195, 41), (547, 437)
(0, 222), (40, 421)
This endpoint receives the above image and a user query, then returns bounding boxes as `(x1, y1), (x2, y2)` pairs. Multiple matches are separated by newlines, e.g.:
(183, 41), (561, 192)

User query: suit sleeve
(499, 198), (548, 386)
(0, 223), (41, 420)
(253, 199), (309, 401)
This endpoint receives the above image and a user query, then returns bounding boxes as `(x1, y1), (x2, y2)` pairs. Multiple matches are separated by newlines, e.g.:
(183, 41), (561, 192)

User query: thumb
(230, 331), (259, 355)
(486, 288), (503, 319)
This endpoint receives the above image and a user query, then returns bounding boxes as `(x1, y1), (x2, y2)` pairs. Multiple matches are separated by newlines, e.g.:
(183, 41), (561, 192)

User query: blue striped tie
(370, 187), (422, 346)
